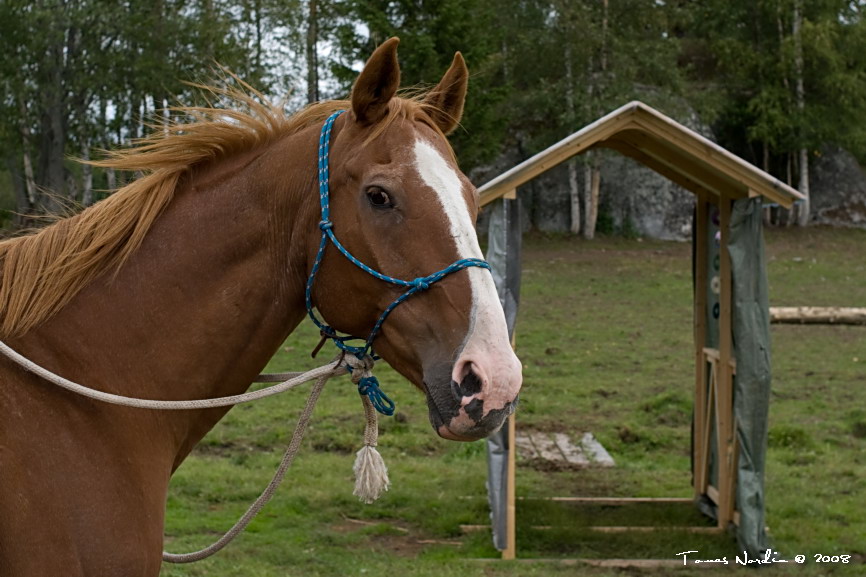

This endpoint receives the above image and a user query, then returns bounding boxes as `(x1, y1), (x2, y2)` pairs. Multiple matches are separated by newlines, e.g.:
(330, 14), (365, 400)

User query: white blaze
(412, 139), (482, 259)
(413, 138), (521, 412)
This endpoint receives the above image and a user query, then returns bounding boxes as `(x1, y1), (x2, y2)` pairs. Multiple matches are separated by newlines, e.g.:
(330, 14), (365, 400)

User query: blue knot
(319, 220), (333, 231)
(357, 376), (396, 416)
(410, 277), (430, 291)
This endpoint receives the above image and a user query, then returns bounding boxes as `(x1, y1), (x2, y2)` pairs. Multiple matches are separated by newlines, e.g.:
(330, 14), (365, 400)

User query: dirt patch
(521, 457), (586, 473)
(331, 516), (461, 558)
(192, 441), (266, 456)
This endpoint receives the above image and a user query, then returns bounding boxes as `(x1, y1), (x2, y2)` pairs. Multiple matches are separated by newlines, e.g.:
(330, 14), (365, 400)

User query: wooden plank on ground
(513, 433), (538, 459)
(519, 497), (692, 504)
(580, 432), (615, 467)
(553, 433), (590, 465)
(588, 526), (723, 534)
(529, 433), (562, 461)
(472, 558), (722, 569)
(514, 431), (615, 467)
(463, 525), (724, 534)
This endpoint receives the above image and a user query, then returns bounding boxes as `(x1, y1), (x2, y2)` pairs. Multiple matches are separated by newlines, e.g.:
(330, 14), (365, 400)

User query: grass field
(160, 226), (865, 576)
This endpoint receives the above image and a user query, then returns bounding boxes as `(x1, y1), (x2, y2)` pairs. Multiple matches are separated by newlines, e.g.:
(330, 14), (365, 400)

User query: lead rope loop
(163, 353), (389, 564)
(163, 371), (329, 563)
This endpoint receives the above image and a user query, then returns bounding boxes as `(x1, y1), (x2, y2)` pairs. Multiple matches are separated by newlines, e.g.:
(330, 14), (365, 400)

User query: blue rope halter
(305, 110), (491, 415)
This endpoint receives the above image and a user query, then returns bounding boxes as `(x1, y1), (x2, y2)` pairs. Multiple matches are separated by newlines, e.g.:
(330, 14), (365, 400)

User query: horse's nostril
(451, 368), (483, 402)
(450, 380), (462, 402)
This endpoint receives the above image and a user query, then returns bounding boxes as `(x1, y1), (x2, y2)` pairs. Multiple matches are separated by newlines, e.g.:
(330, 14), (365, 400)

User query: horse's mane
(0, 79), (437, 337)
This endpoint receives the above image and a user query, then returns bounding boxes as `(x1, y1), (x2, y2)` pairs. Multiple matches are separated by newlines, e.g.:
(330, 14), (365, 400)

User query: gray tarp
(484, 197), (521, 551)
(728, 197), (772, 557)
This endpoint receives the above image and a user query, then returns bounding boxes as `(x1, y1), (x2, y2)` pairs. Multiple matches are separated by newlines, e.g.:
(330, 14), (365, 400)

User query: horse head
(308, 38), (522, 441)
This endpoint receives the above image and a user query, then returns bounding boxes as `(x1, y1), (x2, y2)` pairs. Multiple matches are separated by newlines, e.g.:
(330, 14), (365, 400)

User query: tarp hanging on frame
(484, 196), (522, 551)
(695, 197), (772, 558)
(728, 197), (773, 557)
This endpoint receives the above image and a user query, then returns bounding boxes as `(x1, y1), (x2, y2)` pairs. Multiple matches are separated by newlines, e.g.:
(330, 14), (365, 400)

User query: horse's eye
(366, 186), (393, 209)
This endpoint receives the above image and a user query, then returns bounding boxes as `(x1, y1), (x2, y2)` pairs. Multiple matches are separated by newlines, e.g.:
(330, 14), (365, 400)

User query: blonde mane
(0, 80), (437, 338)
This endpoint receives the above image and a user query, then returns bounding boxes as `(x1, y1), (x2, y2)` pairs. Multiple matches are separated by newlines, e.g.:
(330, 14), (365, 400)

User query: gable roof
(478, 101), (805, 208)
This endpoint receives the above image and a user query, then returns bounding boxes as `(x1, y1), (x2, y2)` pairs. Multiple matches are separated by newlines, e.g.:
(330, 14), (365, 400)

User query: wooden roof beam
(628, 112), (802, 208)
(601, 140), (719, 199)
(478, 107), (638, 206)
(604, 131), (747, 198)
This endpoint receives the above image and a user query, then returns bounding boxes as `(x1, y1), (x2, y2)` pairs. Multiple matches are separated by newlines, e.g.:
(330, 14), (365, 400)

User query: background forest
(2, 0), (866, 234)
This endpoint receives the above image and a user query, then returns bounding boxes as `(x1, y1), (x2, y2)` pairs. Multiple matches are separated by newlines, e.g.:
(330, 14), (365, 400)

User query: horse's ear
(423, 52), (469, 135)
(351, 37), (401, 126)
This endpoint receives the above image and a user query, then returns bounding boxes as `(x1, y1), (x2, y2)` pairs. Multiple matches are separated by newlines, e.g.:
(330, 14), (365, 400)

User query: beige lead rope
(162, 373), (329, 563)
(0, 339), (391, 563)
(0, 339), (345, 409)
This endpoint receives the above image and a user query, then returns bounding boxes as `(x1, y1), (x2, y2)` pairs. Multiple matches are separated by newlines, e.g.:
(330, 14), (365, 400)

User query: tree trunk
(5, 157), (29, 228)
(81, 139), (93, 207)
(201, 0), (215, 62)
(37, 60), (67, 214)
(583, 56), (595, 237)
(17, 97), (37, 210)
(797, 148), (809, 225)
(568, 160), (581, 236)
(793, 0), (810, 226)
(306, 0), (319, 104)
(99, 97), (116, 196)
(600, 0), (609, 72)
(564, 36), (580, 235)
(581, 0), (606, 240)
(106, 167), (117, 193)
(762, 142), (778, 225)
(253, 0), (263, 71)
(583, 153), (600, 240)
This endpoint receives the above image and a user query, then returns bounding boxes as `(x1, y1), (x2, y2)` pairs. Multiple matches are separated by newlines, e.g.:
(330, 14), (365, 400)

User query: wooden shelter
(478, 101), (805, 560)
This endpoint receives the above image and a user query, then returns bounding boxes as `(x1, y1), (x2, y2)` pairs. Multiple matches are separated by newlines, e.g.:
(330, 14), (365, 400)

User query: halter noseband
(305, 110), (491, 414)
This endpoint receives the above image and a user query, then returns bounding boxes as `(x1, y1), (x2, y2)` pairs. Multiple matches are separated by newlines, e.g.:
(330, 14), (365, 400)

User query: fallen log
(769, 307), (866, 325)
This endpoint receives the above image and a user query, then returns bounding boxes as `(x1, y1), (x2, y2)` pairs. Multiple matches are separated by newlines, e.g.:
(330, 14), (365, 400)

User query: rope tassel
(353, 395), (390, 504)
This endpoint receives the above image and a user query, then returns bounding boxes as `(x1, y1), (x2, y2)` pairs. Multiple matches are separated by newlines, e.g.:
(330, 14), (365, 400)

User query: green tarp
(699, 197), (772, 557)
(728, 197), (773, 557)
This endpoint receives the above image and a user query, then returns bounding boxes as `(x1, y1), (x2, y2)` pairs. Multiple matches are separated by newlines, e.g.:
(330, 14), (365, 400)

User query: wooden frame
(476, 101), (802, 561)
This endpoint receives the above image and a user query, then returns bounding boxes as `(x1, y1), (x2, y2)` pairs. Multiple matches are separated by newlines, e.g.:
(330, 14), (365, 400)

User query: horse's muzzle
(424, 359), (521, 441)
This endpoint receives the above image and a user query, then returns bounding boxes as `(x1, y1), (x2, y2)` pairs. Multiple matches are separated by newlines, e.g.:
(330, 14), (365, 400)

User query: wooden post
(715, 196), (736, 528)
(700, 349), (717, 495)
(693, 194), (709, 498)
(502, 413), (517, 560)
(502, 331), (518, 560)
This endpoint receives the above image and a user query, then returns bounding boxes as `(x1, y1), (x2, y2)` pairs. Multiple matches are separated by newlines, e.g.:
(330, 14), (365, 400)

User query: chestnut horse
(0, 39), (521, 575)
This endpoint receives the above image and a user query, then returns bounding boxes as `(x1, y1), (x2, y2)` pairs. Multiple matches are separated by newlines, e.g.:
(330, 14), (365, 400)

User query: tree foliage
(2, 0), (866, 224)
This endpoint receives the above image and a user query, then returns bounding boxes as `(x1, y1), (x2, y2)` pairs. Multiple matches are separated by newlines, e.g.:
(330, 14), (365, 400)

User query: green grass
(161, 227), (866, 576)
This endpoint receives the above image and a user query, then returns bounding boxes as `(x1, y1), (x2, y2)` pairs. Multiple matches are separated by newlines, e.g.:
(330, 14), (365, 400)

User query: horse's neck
(21, 130), (319, 464)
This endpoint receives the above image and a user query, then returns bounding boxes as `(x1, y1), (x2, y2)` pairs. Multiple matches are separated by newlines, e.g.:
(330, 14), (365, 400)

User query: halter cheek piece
(305, 110), (491, 415)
